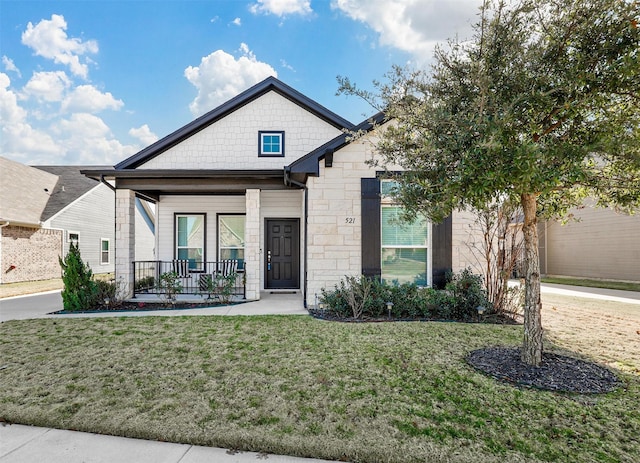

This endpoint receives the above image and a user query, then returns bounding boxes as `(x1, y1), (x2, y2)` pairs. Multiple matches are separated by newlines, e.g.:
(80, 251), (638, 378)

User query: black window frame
(258, 130), (285, 157)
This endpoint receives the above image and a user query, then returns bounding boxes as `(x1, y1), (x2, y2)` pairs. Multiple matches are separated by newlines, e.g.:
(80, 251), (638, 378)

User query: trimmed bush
(319, 269), (493, 322)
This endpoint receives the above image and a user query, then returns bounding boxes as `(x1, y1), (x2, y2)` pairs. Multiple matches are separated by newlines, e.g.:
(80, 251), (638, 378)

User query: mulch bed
(467, 347), (619, 394)
(307, 308), (520, 324)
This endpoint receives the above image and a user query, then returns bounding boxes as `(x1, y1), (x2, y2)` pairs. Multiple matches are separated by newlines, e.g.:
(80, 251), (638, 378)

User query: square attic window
(259, 131), (284, 157)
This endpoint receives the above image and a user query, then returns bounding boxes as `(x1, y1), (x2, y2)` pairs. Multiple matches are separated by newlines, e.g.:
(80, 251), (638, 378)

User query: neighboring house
(539, 203), (640, 282)
(0, 157), (155, 284)
(0, 157), (62, 284)
(83, 77), (480, 307)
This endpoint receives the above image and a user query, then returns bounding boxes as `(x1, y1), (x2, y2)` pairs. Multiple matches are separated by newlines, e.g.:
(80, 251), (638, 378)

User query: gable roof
(116, 76), (355, 170)
(0, 157), (59, 226)
(287, 111), (386, 178)
(34, 165), (110, 221)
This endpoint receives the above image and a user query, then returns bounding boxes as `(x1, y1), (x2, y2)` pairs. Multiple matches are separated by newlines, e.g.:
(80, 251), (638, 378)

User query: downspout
(100, 175), (116, 192)
(284, 167), (308, 308)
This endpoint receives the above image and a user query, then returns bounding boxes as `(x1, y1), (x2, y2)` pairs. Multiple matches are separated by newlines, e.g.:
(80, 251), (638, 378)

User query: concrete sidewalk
(540, 283), (640, 304)
(0, 424), (331, 463)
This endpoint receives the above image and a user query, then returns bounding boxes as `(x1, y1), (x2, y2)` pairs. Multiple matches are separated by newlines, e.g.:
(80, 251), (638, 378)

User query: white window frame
(100, 238), (110, 265)
(258, 131), (284, 157)
(68, 231), (80, 244)
(380, 180), (432, 287)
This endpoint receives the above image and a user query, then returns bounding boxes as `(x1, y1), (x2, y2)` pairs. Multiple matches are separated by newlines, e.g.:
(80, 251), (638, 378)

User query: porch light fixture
(386, 301), (394, 319)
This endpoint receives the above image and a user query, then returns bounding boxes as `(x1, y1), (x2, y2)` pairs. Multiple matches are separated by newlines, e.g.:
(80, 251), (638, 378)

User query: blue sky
(1, 0), (482, 165)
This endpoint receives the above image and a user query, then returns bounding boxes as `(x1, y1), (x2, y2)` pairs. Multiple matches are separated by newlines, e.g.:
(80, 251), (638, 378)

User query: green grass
(541, 276), (640, 292)
(1, 316), (638, 463)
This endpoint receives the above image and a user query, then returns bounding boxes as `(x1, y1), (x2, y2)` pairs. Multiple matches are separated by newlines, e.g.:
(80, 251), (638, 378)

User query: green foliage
(443, 269), (493, 321)
(134, 275), (155, 292)
(58, 243), (99, 311)
(339, 0), (640, 220)
(320, 269), (493, 322)
(158, 272), (183, 306)
(201, 273), (238, 305)
(95, 279), (125, 310)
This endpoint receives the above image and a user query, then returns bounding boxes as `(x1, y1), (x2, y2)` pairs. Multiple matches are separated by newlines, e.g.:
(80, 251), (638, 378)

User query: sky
(1, 0), (483, 166)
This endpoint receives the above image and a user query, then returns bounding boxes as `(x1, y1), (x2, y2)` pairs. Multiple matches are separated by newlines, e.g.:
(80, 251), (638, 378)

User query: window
(68, 231), (79, 244)
(258, 131), (284, 157)
(100, 238), (110, 264)
(175, 214), (205, 270)
(218, 215), (245, 269)
(380, 180), (429, 286)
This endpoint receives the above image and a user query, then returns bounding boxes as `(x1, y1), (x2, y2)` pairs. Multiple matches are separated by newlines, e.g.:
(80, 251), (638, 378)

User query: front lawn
(0, 316), (638, 462)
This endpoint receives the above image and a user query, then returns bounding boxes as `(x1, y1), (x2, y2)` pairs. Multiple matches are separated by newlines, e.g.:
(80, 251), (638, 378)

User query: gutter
(284, 167), (308, 308)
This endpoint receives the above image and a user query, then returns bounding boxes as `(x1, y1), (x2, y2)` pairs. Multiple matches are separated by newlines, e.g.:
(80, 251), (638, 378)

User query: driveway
(0, 291), (63, 322)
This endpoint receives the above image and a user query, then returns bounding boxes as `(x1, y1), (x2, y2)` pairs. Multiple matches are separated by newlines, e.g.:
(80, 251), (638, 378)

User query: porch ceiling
(81, 168), (295, 197)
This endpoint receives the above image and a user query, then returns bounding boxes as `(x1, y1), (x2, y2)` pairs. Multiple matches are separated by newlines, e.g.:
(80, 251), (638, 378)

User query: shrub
(201, 272), (238, 305)
(59, 243), (99, 311)
(158, 271), (183, 306)
(134, 275), (155, 292)
(319, 269), (492, 322)
(444, 268), (493, 321)
(95, 279), (125, 310)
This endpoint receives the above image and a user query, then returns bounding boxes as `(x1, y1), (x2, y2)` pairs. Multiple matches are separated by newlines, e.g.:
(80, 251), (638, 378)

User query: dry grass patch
(1, 316), (638, 463)
(542, 294), (640, 375)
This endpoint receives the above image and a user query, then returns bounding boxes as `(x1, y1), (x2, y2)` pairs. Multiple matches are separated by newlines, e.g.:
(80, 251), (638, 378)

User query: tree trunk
(520, 193), (543, 366)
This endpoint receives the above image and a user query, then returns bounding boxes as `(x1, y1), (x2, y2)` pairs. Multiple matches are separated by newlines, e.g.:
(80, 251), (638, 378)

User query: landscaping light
(318, 302), (324, 311)
(476, 306), (485, 316)
(386, 301), (394, 319)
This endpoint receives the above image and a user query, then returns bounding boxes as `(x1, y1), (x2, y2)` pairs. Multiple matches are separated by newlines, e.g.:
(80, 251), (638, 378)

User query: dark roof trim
(81, 168), (285, 180)
(287, 111), (386, 177)
(115, 77), (355, 170)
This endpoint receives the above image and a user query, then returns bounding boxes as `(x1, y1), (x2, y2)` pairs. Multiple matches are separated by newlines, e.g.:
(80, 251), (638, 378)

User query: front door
(265, 219), (299, 289)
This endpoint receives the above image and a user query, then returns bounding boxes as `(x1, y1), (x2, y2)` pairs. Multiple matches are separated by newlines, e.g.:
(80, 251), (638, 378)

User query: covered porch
(83, 168), (305, 302)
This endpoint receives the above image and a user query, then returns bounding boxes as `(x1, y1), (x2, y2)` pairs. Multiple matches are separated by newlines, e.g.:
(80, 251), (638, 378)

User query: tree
(59, 242), (99, 311)
(339, 0), (640, 365)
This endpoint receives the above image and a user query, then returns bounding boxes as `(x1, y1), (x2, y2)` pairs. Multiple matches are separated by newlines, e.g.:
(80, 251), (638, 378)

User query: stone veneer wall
(0, 225), (62, 284)
(115, 189), (136, 297)
(304, 132), (484, 307)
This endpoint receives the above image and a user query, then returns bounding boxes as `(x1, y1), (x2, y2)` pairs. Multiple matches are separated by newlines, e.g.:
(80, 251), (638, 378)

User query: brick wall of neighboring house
(0, 225), (63, 284)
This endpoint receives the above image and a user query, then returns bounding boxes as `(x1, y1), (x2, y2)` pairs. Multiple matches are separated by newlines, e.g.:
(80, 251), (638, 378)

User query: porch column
(115, 188), (136, 299)
(245, 189), (260, 300)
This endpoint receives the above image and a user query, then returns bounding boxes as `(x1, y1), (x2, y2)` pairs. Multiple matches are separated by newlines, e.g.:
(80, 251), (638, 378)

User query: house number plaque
(345, 217), (356, 224)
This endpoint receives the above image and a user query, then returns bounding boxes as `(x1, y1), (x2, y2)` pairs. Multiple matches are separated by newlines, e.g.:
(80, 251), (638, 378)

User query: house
(82, 77), (480, 307)
(539, 203), (640, 282)
(0, 157), (155, 284)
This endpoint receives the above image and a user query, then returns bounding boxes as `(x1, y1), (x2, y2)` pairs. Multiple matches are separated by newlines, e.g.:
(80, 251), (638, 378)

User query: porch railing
(133, 260), (246, 299)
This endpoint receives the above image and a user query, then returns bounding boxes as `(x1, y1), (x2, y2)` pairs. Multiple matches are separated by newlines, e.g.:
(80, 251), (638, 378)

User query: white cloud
(280, 59), (295, 71)
(22, 71), (71, 102)
(249, 0), (312, 16)
(21, 14), (98, 78)
(0, 73), (63, 162)
(2, 56), (21, 77)
(184, 43), (277, 116)
(331, 0), (481, 62)
(61, 85), (124, 113)
(232, 17), (242, 26)
(53, 113), (137, 164)
(129, 124), (158, 146)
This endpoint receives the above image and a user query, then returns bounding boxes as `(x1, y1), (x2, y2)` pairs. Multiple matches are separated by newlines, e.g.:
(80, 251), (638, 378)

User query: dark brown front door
(265, 219), (299, 289)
